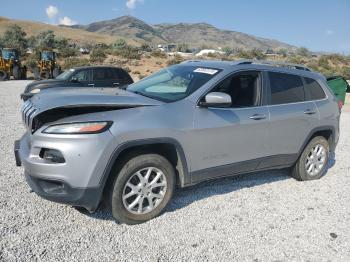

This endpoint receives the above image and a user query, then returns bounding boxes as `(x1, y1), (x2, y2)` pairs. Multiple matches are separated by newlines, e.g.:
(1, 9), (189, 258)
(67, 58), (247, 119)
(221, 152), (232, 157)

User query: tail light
(338, 100), (343, 111)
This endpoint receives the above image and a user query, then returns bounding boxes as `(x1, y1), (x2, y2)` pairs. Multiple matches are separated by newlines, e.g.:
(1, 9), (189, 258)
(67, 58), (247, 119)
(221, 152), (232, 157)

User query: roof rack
(234, 59), (311, 71)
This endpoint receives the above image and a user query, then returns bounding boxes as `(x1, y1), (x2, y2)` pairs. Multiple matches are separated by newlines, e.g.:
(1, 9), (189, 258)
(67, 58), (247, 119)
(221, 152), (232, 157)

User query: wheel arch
(299, 126), (336, 157)
(99, 138), (190, 202)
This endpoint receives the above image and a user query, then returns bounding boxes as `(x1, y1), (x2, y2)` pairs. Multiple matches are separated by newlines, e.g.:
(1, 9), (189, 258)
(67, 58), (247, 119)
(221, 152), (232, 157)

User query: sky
(1, 0), (349, 54)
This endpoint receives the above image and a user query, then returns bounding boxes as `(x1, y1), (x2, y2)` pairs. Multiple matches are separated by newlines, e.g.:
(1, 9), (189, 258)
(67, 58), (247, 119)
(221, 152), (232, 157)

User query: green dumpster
(327, 76), (349, 104)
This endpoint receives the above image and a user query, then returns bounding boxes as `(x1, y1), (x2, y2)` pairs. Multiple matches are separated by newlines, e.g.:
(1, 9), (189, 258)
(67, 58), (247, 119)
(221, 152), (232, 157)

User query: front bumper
(15, 130), (116, 211)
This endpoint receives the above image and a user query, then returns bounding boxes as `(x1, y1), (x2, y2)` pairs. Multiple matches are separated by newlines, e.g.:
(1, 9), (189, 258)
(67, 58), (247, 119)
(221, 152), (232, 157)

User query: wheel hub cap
(122, 167), (167, 215)
(305, 144), (327, 176)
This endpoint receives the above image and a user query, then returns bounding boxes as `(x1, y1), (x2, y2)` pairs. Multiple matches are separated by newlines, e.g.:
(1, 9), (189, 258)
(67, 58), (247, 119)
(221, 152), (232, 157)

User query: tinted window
(304, 77), (326, 100)
(72, 69), (91, 82)
(269, 72), (304, 105)
(212, 72), (260, 107)
(93, 68), (115, 81)
(117, 68), (133, 83)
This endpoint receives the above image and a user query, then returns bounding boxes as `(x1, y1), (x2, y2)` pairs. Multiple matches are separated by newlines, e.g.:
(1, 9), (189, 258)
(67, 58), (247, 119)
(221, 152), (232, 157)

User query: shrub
(114, 46), (141, 60)
(90, 48), (107, 63)
(59, 47), (78, 58)
(63, 57), (90, 70)
(167, 54), (184, 65)
(24, 53), (38, 70)
(342, 67), (350, 80)
(151, 49), (167, 58)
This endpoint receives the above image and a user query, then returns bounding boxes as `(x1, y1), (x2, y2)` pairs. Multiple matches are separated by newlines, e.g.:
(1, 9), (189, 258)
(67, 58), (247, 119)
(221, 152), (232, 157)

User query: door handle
(249, 114), (267, 120)
(113, 82), (120, 86)
(304, 109), (316, 115)
(88, 83), (95, 87)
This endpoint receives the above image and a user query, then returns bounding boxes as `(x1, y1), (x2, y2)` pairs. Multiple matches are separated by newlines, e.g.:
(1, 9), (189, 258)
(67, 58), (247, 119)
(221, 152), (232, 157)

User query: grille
(21, 100), (38, 132)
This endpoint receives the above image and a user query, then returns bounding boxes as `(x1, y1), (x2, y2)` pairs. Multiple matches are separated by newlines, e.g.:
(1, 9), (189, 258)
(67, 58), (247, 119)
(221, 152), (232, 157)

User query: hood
(22, 88), (164, 133)
(29, 87), (163, 113)
(25, 79), (66, 92)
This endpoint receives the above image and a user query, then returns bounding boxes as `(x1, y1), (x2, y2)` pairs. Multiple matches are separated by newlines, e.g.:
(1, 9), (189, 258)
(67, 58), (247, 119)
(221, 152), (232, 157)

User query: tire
(109, 153), (175, 224)
(0, 70), (8, 81)
(13, 65), (21, 80)
(33, 68), (40, 80)
(40, 70), (50, 79)
(291, 136), (329, 181)
(52, 67), (61, 78)
(21, 66), (27, 80)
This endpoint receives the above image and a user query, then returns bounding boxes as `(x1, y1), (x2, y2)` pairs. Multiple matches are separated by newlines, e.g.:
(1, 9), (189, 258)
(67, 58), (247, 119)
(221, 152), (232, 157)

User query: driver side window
(71, 69), (91, 82)
(212, 71), (261, 108)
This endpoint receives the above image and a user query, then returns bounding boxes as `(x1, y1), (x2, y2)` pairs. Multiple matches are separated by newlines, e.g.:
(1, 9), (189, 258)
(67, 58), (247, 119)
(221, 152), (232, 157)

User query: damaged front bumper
(14, 130), (115, 212)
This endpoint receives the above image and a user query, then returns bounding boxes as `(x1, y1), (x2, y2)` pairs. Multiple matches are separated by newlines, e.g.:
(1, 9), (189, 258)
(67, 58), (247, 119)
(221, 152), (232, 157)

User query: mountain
(77, 16), (295, 50)
(0, 17), (117, 45)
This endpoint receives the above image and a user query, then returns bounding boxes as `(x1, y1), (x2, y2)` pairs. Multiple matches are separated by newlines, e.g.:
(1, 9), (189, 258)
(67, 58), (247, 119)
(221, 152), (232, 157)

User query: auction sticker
(194, 68), (218, 75)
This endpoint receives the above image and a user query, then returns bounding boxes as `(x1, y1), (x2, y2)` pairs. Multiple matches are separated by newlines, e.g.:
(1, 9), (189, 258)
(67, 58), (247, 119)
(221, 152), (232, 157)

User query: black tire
(40, 70), (50, 79)
(33, 68), (40, 80)
(21, 66), (27, 80)
(13, 65), (21, 80)
(0, 70), (8, 81)
(109, 153), (175, 224)
(291, 136), (329, 181)
(52, 67), (61, 78)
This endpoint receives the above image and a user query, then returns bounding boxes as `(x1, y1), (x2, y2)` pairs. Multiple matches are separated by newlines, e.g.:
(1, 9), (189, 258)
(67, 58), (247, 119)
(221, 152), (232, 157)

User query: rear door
(93, 68), (130, 88)
(265, 71), (320, 167)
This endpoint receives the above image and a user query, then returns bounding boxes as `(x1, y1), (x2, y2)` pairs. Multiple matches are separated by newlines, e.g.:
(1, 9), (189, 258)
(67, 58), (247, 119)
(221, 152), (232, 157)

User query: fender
(298, 125), (336, 157)
(95, 137), (190, 205)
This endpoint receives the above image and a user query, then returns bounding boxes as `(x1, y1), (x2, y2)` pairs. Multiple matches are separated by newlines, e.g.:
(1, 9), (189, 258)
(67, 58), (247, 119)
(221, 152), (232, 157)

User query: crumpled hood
(29, 87), (163, 113)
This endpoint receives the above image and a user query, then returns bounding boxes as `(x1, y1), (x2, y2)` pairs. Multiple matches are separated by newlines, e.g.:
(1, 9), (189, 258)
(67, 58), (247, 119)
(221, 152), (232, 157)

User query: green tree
(1, 25), (27, 54)
(37, 30), (55, 49)
(55, 37), (68, 49)
(113, 39), (127, 49)
(90, 48), (106, 63)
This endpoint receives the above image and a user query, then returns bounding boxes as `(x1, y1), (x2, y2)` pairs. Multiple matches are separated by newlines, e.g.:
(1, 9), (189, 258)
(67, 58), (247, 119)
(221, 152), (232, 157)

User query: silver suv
(15, 60), (340, 224)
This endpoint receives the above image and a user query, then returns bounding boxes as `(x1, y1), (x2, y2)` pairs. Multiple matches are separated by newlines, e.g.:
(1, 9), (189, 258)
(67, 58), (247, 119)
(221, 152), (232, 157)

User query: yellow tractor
(34, 50), (61, 80)
(0, 48), (27, 81)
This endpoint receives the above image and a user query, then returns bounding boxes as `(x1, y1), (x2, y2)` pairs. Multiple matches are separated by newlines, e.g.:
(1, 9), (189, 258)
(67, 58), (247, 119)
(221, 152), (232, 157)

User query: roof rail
(234, 59), (311, 71)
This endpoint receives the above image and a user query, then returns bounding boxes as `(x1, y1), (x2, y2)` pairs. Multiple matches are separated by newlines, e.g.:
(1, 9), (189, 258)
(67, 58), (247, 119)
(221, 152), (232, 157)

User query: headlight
(30, 88), (41, 94)
(43, 121), (112, 134)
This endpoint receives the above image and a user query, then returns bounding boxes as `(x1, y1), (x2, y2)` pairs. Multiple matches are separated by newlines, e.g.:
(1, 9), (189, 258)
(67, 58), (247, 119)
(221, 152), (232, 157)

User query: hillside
(0, 17), (117, 45)
(76, 15), (295, 50)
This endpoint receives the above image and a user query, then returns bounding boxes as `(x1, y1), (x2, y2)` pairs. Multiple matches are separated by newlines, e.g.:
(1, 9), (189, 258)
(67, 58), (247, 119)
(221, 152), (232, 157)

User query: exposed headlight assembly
(43, 121), (112, 134)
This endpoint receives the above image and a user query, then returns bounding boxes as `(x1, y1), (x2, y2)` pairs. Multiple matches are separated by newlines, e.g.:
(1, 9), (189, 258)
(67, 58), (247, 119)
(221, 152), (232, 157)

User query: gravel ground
(1, 81), (350, 262)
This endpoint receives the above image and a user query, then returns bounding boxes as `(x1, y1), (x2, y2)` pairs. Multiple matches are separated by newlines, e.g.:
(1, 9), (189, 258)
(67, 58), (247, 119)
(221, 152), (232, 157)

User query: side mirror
(70, 77), (79, 83)
(199, 92), (231, 108)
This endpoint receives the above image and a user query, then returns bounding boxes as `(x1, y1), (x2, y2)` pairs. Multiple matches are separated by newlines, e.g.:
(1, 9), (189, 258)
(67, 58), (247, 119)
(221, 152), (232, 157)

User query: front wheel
(109, 154), (175, 224)
(291, 136), (329, 181)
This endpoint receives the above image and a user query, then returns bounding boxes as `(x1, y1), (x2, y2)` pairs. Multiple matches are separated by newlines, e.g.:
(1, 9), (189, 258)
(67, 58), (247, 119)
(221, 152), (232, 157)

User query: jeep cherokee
(14, 60), (340, 224)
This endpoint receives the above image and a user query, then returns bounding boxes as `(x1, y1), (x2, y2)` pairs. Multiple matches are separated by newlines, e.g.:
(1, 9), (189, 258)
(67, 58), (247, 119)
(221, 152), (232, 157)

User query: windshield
(41, 52), (54, 61)
(1, 49), (18, 60)
(55, 69), (75, 80)
(127, 65), (220, 102)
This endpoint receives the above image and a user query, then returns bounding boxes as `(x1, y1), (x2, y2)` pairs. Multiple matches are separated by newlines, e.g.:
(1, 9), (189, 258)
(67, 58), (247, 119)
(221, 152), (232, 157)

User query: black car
(21, 66), (133, 100)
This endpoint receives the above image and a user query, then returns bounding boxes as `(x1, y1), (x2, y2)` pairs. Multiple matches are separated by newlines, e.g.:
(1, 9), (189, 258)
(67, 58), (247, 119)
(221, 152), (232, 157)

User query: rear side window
(268, 72), (304, 105)
(304, 77), (326, 100)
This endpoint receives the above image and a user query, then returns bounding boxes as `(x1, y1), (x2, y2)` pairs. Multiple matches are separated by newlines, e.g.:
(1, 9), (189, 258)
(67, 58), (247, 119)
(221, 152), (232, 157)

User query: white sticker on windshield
(194, 68), (218, 75)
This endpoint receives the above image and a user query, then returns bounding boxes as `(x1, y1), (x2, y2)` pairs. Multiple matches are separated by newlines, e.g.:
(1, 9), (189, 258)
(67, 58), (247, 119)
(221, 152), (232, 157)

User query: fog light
(40, 148), (65, 163)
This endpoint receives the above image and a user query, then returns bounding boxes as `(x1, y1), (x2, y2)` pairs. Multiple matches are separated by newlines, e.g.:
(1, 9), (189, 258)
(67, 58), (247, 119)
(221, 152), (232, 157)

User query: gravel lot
(1, 80), (350, 262)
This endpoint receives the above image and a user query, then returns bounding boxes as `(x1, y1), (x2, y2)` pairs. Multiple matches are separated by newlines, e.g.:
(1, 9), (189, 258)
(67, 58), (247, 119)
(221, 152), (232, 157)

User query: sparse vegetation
(167, 54), (184, 65)
(63, 57), (90, 70)
(90, 48), (107, 63)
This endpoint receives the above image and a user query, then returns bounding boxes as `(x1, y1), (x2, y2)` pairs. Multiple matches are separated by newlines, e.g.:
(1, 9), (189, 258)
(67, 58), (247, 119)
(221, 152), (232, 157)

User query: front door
(191, 71), (270, 183)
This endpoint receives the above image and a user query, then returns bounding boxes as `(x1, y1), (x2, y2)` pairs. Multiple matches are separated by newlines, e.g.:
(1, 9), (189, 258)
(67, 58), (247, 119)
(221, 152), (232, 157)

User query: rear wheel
(21, 66), (27, 80)
(53, 67), (61, 78)
(109, 154), (175, 224)
(0, 70), (8, 81)
(33, 68), (40, 80)
(291, 136), (329, 181)
(40, 70), (50, 79)
(13, 65), (21, 79)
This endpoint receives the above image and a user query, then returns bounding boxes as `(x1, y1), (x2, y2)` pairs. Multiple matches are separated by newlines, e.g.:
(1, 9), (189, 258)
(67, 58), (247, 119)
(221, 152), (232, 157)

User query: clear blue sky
(1, 0), (349, 54)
